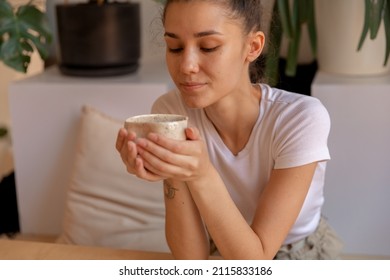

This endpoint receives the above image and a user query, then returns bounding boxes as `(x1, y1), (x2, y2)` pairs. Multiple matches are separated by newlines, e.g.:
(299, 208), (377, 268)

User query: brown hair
(161, 0), (265, 83)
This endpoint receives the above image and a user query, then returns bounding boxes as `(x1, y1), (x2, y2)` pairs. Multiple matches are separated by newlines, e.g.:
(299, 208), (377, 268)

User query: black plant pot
(56, 2), (140, 77)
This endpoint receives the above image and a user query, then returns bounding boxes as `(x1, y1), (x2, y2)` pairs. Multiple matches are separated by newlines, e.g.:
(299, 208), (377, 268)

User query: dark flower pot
(56, 2), (140, 77)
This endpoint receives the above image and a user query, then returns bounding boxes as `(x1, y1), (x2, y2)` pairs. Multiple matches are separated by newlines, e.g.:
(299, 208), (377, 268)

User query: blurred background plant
(264, 0), (316, 86)
(357, 0), (389, 66)
(266, 0), (390, 86)
(0, 126), (7, 138)
(0, 0), (52, 73)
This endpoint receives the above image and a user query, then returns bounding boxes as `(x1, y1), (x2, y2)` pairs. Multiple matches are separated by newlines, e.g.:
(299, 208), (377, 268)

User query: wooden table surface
(0, 239), (174, 260)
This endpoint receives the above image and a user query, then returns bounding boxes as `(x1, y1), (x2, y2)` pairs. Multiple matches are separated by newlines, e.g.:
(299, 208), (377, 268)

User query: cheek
(207, 49), (242, 80)
(165, 55), (179, 79)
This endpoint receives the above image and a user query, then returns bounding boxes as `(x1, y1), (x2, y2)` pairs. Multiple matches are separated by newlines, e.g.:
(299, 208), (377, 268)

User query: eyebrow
(164, 30), (223, 39)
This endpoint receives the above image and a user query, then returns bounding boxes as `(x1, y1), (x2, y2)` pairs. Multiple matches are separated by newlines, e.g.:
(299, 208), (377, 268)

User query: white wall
(312, 72), (390, 257)
(0, 55), (44, 126)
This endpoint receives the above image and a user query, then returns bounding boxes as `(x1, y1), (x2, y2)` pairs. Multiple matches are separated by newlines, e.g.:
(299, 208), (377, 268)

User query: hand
(135, 127), (212, 182)
(115, 128), (164, 181)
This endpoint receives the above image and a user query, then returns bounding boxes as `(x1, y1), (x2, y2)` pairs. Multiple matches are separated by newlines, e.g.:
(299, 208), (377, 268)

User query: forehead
(164, 1), (240, 36)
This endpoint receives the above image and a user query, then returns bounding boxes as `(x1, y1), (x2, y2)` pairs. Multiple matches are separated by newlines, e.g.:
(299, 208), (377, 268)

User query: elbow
(169, 244), (210, 260)
(166, 237), (210, 260)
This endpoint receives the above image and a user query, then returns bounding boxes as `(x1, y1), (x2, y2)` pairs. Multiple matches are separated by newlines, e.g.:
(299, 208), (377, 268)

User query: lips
(180, 82), (206, 90)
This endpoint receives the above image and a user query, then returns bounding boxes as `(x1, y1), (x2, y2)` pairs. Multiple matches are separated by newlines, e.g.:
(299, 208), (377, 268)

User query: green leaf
(0, 1), (52, 73)
(299, 0), (308, 23)
(265, 1), (283, 86)
(357, 0), (389, 65)
(0, 36), (30, 72)
(3, 53), (30, 72)
(383, 0), (390, 65)
(277, 0), (293, 39)
(291, 0), (299, 34)
(17, 4), (52, 39)
(358, 0), (371, 51)
(285, 30), (301, 76)
(22, 30), (49, 59)
(306, 0), (317, 56)
(284, 0), (301, 76)
(0, 0), (13, 18)
(370, 0), (385, 39)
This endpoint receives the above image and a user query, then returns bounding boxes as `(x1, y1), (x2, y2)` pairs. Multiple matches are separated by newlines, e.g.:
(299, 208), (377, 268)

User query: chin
(183, 98), (208, 110)
(178, 92), (205, 109)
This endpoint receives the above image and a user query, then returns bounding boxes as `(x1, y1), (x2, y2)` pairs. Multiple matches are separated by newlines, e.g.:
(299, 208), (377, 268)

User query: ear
(246, 31), (265, 62)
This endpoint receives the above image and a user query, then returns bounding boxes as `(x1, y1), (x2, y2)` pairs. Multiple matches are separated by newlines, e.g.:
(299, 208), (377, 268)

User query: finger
(137, 137), (186, 166)
(117, 129), (166, 181)
(115, 128), (128, 152)
(145, 132), (199, 156)
(133, 156), (167, 182)
(137, 144), (191, 179)
(123, 140), (138, 170)
(185, 127), (201, 141)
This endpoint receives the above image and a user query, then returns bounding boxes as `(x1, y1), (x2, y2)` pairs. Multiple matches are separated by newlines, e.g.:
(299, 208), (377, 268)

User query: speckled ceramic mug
(124, 114), (188, 140)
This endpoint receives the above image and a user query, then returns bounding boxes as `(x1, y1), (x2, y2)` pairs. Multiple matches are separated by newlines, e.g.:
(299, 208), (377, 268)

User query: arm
(116, 127), (210, 258)
(187, 162), (317, 259)
(163, 179), (210, 259)
(135, 127), (318, 259)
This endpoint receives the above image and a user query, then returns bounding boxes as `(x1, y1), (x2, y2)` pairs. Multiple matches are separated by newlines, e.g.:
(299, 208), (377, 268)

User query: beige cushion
(57, 106), (169, 252)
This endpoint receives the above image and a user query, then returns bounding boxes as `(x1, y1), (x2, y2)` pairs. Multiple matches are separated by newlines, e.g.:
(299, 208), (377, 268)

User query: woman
(116, 0), (342, 259)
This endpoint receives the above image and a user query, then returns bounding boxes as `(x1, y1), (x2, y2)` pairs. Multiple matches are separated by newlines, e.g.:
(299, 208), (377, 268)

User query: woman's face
(164, 1), (257, 109)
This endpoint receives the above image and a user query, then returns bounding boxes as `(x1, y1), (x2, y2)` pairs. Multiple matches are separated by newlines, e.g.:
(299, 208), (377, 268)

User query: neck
(204, 84), (261, 155)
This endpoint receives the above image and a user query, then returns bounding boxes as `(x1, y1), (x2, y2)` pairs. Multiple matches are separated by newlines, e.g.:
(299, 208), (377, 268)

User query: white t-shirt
(152, 84), (331, 244)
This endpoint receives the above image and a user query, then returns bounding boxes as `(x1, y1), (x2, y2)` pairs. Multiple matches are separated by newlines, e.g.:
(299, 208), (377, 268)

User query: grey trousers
(209, 217), (343, 259)
(274, 217), (343, 260)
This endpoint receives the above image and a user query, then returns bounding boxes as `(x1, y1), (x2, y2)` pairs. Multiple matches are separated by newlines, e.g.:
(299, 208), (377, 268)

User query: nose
(180, 48), (199, 74)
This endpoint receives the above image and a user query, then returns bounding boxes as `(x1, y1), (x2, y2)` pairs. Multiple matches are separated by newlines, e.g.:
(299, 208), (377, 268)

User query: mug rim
(125, 114), (188, 124)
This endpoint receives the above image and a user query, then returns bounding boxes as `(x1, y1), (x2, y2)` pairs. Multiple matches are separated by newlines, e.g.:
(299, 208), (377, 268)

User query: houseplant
(264, 0), (317, 88)
(0, 0), (52, 73)
(266, 0), (316, 79)
(358, 0), (390, 66)
(315, 0), (390, 75)
(267, 0), (390, 81)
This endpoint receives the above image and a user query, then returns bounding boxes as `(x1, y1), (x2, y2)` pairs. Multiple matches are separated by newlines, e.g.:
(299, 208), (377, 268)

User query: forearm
(164, 179), (210, 259)
(186, 168), (268, 260)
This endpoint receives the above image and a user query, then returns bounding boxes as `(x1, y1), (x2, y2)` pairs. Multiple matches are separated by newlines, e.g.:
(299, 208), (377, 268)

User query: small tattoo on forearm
(164, 180), (178, 199)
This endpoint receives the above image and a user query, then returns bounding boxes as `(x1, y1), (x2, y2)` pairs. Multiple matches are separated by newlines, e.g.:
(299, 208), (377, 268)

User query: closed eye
(167, 46), (220, 53)
(168, 47), (183, 53)
(201, 46), (219, 53)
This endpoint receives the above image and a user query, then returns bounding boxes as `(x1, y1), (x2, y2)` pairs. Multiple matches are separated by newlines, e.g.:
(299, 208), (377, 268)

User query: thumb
(185, 127), (201, 140)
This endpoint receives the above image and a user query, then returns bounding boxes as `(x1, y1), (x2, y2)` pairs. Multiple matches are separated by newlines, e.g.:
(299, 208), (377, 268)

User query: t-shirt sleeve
(273, 97), (331, 169)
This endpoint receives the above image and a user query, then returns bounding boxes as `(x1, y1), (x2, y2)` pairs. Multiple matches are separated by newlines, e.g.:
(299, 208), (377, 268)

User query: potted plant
(266, 0), (316, 78)
(55, 0), (141, 77)
(315, 0), (390, 75)
(266, 0), (390, 82)
(358, 0), (390, 65)
(0, 0), (52, 73)
(264, 0), (317, 88)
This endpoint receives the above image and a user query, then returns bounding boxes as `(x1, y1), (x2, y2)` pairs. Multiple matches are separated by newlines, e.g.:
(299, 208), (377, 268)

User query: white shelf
(312, 71), (390, 256)
(9, 63), (172, 235)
